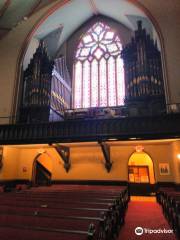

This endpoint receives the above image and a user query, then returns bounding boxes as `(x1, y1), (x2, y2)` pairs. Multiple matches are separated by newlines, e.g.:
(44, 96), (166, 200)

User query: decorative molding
(27, 0), (58, 18)
(27, 0), (42, 18)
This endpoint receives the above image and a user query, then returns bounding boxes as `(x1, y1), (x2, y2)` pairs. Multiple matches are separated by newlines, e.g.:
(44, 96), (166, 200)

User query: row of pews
(0, 184), (129, 240)
(157, 187), (180, 237)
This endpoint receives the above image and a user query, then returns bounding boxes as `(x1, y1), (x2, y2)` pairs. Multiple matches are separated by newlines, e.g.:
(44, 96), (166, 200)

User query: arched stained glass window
(74, 22), (125, 108)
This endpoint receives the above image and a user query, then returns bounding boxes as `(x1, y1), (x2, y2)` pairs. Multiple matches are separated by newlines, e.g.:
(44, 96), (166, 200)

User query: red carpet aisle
(118, 201), (177, 240)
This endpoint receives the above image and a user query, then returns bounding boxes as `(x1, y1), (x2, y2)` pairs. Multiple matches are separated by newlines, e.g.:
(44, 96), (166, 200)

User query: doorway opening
(128, 151), (155, 196)
(32, 152), (52, 186)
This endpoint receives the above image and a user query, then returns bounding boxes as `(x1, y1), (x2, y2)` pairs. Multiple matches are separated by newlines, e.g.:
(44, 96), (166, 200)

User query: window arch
(73, 21), (125, 108)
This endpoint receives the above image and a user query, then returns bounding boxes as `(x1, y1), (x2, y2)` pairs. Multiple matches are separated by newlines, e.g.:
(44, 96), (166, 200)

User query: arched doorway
(128, 151), (155, 196)
(32, 152), (52, 186)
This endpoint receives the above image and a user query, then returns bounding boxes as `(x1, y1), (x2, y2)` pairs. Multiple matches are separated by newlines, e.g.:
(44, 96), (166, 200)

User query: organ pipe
(121, 21), (165, 102)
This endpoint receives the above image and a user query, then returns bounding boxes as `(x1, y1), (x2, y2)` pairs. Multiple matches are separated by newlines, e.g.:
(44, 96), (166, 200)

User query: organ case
(19, 41), (71, 123)
(121, 21), (166, 116)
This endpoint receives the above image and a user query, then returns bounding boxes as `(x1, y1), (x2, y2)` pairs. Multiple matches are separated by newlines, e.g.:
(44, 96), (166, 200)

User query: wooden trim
(27, 0), (59, 18)
(27, 0), (42, 18)
(51, 180), (128, 186)
(0, 0), (11, 18)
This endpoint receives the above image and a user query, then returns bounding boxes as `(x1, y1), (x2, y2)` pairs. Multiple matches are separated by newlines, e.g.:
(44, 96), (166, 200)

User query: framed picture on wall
(159, 163), (170, 175)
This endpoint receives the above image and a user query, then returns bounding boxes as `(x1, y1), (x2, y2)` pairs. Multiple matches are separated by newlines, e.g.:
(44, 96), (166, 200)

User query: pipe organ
(19, 41), (71, 123)
(121, 21), (166, 115)
(50, 57), (71, 121)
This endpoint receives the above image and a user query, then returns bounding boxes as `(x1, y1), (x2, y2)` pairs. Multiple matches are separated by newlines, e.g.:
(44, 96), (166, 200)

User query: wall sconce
(177, 153), (180, 159)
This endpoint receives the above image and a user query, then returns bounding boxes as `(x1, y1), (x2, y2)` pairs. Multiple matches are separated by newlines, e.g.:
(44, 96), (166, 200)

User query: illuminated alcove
(128, 152), (155, 184)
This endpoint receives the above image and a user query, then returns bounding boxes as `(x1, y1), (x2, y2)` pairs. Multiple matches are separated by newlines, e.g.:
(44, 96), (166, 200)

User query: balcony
(0, 113), (180, 145)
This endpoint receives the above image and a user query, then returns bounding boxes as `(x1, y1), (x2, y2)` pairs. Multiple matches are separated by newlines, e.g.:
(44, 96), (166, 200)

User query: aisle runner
(118, 201), (177, 240)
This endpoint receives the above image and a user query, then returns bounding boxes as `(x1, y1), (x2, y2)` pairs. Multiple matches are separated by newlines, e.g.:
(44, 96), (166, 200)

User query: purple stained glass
(74, 21), (125, 108)
(99, 58), (107, 106)
(74, 61), (82, 108)
(83, 61), (90, 108)
(91, 59), (98, 107)
(108, 57), (116, 106)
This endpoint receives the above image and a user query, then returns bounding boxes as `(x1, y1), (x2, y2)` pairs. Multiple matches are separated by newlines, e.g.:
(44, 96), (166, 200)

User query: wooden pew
(157, 188), (180, 237)
(0, 212), (108, 239)
(0, 185), (129, 239)
(0, 225), (94, 240)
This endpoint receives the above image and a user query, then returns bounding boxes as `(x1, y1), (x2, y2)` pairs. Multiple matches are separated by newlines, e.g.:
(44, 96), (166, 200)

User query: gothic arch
(32, 152), (52, 186)
(13, 0), (168, 118)
(128, 150), (156, 184)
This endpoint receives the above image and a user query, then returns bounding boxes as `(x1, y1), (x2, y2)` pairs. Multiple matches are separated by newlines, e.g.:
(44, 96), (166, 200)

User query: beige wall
(1, 141), (179, 184)
(0, 146), (19, 180)
(171, 141), (180, 183)
(0, 0), (180, 122)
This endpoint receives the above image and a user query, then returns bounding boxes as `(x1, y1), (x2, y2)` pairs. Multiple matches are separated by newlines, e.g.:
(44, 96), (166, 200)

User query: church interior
(0, 0), (179, 239)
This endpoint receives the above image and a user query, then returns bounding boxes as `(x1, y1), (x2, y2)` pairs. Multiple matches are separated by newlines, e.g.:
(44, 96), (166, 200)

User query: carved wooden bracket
(54, 144), (70, 172)
(99, 141), (112, 172)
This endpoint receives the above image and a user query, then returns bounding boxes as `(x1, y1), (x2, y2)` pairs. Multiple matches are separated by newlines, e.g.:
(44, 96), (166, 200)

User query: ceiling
(0, 0), (156, 67)
(33, 0), (153, 55)
(0, 0), (58, 39)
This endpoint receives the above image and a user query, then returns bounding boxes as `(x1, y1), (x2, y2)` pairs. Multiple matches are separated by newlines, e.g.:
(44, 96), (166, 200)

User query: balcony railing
(0, 113), (180, 145)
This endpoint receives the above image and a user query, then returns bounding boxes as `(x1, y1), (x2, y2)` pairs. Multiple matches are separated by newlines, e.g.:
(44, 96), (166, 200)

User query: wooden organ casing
(121, 21), (166, 115)
(19, 42), (71, 123)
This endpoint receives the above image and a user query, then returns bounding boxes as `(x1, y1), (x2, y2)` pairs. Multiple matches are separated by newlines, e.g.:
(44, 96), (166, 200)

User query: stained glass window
(74, 22), (125, 108)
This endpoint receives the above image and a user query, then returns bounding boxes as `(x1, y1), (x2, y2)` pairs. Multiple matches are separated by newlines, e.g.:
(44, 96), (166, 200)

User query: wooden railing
(0, 114), (180, 145)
